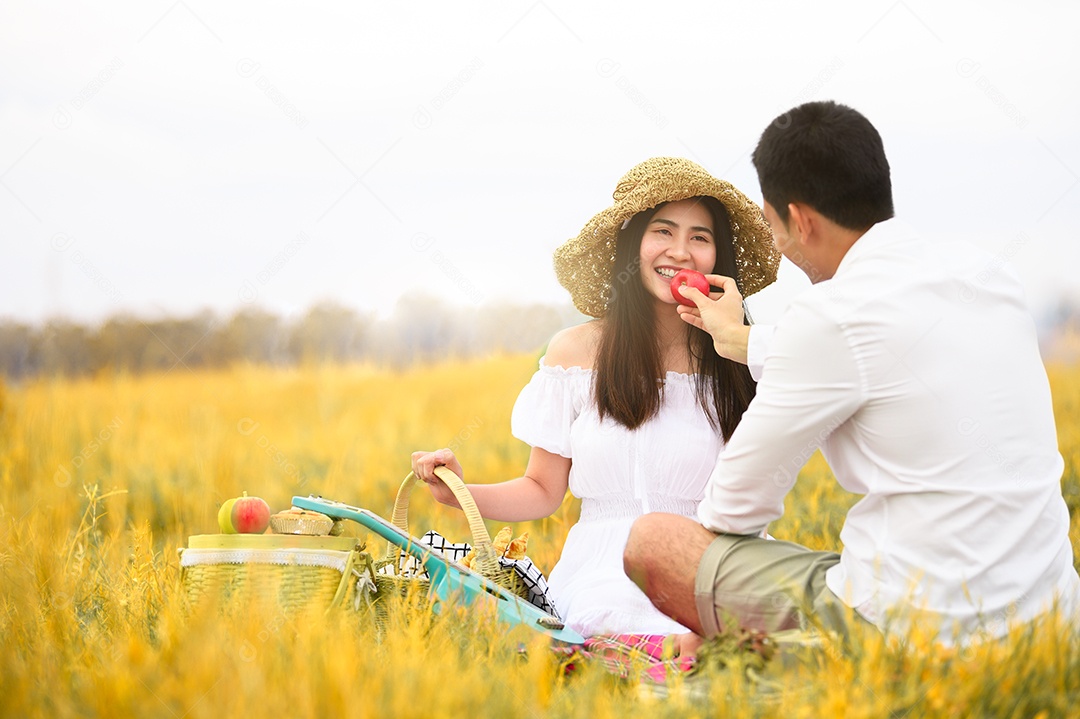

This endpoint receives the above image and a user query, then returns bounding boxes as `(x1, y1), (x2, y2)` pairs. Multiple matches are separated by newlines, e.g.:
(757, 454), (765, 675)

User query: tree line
(0, 298), (583, 380)
(5, 297), (1077, 381)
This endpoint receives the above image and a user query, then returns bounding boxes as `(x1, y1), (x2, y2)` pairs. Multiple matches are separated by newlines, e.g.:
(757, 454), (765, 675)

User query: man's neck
(816, 220), (874, 281)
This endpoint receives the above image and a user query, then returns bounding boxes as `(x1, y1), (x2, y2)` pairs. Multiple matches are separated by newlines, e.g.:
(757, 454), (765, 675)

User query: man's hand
(676, 274), (751, 365)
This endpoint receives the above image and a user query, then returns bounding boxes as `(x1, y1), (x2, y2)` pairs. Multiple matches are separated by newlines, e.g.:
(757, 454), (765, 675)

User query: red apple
(670, 269), (710, 307)
(230, 492), (271, 534)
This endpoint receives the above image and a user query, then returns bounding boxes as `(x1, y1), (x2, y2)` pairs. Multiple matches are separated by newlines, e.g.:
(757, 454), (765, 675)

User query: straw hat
(553, 157), (780, 318)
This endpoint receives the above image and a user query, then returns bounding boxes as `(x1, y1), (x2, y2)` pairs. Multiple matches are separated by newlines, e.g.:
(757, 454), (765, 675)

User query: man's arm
(746, 325), (774, 381)
(697, 299), (864, 536)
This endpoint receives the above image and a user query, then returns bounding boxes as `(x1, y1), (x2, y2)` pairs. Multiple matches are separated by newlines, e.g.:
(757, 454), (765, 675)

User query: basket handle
(389, 467), (498, 574)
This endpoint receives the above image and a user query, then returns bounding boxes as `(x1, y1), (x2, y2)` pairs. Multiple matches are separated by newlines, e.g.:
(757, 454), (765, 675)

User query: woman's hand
(410, 449), (464, 508)
(411, 446), (570, 522)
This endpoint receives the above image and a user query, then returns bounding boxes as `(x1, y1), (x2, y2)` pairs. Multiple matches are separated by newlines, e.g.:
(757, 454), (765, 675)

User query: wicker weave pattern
(372, 468), (527, 622)
(179, 539), (373, 615)
(387, 469), (501, 575)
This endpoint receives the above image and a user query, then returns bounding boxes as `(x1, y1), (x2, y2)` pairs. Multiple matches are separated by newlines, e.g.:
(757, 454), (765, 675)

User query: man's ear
(786, 202), (814, 245)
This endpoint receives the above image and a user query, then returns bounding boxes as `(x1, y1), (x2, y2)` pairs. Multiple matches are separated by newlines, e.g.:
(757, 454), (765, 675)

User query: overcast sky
(3, 1), (1078, 328)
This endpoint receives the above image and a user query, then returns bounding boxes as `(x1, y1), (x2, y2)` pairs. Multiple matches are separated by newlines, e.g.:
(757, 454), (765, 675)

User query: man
(623, 100), (1079, 645)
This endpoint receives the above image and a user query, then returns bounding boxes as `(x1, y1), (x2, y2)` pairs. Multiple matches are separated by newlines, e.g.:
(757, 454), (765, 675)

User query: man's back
(795, 219), (1075, 640)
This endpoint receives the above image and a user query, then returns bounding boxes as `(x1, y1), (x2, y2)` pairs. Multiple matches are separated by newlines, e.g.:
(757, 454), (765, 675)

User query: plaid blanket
(552, 633), (695, 684)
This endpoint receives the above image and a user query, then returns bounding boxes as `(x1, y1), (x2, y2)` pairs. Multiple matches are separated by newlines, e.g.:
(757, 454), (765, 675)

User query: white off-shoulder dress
(510, 359), (726, 637)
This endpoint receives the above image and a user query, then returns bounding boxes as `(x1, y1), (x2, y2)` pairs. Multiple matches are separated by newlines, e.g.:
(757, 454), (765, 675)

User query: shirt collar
(831, 217), (909, 278)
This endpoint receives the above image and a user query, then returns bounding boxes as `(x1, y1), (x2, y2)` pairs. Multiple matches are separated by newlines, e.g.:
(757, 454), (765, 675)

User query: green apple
(218, 496), (239, 534)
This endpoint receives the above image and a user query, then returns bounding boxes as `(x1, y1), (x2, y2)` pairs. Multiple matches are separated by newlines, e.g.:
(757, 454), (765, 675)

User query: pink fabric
(554, 633), (695, 684)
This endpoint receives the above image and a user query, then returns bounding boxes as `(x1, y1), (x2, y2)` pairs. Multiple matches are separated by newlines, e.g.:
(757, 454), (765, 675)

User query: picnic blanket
(552, 633), (695, 684)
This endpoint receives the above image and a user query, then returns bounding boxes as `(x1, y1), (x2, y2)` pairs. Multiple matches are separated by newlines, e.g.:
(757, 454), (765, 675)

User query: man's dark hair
(752, 101), (894, 230)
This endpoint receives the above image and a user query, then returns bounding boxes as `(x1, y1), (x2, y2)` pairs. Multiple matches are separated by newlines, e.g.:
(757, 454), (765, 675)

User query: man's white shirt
(703, 219), (1079, 643)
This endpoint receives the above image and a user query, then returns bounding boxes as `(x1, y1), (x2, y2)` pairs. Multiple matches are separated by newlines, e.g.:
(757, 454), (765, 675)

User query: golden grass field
(1, 355), (1078, 718)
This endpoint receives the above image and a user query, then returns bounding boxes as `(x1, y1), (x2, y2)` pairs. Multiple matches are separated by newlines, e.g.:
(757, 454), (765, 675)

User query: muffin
(269, 507), (334, 536)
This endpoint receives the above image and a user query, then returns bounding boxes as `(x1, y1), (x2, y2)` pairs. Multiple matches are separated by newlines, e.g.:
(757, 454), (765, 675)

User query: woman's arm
(411, 446), (571, 522)
(409, 323), (594, 522)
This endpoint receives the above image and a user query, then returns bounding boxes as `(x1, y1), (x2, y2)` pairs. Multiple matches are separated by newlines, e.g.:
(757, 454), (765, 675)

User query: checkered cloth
(388, 530), (561, 618)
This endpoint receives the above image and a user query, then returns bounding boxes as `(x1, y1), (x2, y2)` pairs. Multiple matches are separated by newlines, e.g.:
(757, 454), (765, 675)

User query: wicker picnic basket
(372, 467), (526, 618)
(179, 533), (377, 615)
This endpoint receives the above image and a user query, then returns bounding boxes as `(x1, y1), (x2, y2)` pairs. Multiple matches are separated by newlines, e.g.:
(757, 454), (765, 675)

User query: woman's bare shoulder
(543, 320), (602, 370)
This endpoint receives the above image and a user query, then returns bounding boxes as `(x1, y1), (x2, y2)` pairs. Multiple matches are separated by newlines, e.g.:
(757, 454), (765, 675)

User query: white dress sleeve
(510, 362), (586, 459)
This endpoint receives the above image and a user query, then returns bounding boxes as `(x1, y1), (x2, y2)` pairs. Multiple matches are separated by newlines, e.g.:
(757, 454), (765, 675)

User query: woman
(411, 157), (779, 642)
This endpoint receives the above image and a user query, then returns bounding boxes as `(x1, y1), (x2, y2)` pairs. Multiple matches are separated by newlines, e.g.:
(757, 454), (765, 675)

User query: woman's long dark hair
(593, 196), (757, 442)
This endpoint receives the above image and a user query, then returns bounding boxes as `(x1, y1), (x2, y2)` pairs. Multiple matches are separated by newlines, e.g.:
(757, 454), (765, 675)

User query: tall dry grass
(0, 356), (1077, 717)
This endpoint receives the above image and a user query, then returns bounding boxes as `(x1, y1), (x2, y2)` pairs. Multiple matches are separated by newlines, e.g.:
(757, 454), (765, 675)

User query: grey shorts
(695, 533), (871, 637)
